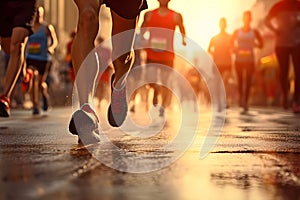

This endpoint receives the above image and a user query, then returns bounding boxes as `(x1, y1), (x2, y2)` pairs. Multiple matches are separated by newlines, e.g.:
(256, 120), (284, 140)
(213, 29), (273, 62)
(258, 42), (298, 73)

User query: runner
(25, 6), (58, 115)
(208, 17), (233, 110)
(68, 0), (148, 144)
(265, 0), (300, 113)
(65, 30), (76, 83)
(231, 11), (263, 113)
(0, 0), (37, 117)
(141, 0), (186, 117)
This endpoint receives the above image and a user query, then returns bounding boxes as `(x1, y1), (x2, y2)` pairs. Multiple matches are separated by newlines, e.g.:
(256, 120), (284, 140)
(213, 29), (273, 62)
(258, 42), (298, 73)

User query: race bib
(28, 42), (41, 54)
(150, 38), (167, 52)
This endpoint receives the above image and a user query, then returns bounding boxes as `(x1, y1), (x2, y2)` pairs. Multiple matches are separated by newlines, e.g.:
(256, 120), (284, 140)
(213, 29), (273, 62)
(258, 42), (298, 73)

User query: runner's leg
(244, 62), (255, 110)
(110, 10), (138, 88)
(275, 46), (290, 109)
(71, 0), (101, 106)
(291, 45), (300, 105)
(1, 28), (29, 98)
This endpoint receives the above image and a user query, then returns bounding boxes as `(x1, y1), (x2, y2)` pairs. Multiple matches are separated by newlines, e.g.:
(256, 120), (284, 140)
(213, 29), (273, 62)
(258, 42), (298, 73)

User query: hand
(48, 47), (55, 55)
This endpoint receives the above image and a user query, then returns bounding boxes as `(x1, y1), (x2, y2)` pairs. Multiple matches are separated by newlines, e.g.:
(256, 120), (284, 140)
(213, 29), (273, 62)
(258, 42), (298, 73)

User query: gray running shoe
(69, 109), (100, 144)
(107, 74), (128, 127)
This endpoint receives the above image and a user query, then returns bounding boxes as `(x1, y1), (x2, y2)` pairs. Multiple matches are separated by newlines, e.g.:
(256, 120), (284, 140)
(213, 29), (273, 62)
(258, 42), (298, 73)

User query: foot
(107, 74), (128, 127)
(43, 96), (49, 111)
(69, 105), (100, 144)
(243, 104), (249, 113)
(0, 96), (10, 117)
(32, 107), (40, 115)
(22, 68), (34, 93)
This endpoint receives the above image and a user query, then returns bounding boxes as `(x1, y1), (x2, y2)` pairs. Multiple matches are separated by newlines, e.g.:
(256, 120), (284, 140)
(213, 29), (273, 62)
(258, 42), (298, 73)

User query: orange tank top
(146, 9), (177, 62)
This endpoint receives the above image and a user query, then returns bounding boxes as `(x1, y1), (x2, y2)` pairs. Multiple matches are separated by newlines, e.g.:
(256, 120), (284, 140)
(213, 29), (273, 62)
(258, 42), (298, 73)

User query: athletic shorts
(0, 0), (37, 37)
(102, 0), (148, 19)
(26, 58), (50, 76)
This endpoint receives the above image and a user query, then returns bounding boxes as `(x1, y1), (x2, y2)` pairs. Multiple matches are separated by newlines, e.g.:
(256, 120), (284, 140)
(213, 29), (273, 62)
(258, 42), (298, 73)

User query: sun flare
(140, 0), (256, 49)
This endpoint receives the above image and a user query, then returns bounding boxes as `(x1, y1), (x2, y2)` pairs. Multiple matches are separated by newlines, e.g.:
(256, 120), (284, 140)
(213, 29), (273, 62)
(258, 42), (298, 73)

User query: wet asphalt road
(0, 105), (300, 200)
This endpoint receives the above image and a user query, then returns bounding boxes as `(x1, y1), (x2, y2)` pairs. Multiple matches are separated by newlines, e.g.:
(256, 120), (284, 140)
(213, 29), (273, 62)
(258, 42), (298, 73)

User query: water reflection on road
(0, 106), (300, 199)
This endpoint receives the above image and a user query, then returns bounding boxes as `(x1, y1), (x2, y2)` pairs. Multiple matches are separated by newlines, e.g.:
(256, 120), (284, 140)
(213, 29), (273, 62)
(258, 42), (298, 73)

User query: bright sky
(139, 0), (256, 49)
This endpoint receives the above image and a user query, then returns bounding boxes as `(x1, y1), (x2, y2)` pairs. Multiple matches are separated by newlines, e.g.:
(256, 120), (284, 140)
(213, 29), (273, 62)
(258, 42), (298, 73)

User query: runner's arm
(207, 38), (214, 55)
(140, 11), (151, 40)
(46, 24), (58, 55)
(175, 13), (186, 46)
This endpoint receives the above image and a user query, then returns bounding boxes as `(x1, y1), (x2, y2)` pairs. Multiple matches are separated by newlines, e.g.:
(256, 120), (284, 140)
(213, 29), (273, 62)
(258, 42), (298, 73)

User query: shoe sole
(72, 110), (101, 144)
(0, 102), (9, 117)
(69, 116), (78, 135)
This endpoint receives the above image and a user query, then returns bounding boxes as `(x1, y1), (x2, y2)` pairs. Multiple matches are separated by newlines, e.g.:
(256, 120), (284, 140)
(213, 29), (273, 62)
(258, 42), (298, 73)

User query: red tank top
(146, 9), (177, 62)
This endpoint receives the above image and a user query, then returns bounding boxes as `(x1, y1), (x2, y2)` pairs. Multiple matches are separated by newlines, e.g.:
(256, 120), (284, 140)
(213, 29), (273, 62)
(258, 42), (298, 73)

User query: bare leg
(275, 47), (290, 109)
(41, 63), (50, 110)
(235, 63), (244, 107)
(105, 11), (139, 127)
(292, 45), (300, 104)
(71, 0), (101, 106)
(111, 11), (138, 88)
(244, 63), (254, 110)
(1, 27), (29, 98)
(31, 69), (39, 110)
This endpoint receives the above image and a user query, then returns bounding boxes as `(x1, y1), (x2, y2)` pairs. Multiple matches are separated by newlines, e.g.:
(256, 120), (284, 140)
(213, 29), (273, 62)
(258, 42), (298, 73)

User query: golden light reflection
(141, 0), (256, 48)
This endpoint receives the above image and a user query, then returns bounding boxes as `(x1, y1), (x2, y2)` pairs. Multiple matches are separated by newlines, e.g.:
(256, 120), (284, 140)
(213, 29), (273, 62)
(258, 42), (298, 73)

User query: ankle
(112, 73), (127, 90)
(112, 80), (126, 91)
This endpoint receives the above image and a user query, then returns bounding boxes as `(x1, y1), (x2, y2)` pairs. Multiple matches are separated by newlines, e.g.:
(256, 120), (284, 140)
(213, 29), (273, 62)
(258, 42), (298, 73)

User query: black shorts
(103, 0), (148, 19)
(26, 58), (50, 76)
(0, 0), (37, 37)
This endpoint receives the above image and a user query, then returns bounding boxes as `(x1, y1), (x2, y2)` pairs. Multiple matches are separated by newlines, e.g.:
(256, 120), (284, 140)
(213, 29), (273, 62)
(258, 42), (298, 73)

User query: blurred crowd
(0, 0), (299, 115)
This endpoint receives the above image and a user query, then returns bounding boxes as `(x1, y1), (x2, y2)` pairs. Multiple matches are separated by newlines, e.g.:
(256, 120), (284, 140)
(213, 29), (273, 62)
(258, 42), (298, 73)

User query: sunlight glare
(141, 0), (257, 49)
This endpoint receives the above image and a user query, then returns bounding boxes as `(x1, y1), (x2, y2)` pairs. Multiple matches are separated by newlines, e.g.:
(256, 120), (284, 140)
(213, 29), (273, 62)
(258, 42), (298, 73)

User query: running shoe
(69, 105), (100, 144)
(22, 68), (34, 93)
(43, 96), (49, 111)
(107, 74), (128, 127)
(69, 104), (98, 135)
(0, 95), (10, 117)
(32, 107), (40, 115)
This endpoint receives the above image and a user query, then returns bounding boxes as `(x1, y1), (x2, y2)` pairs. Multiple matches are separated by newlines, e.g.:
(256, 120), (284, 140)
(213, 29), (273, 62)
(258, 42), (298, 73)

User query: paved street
(0, 105), (300, 200)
